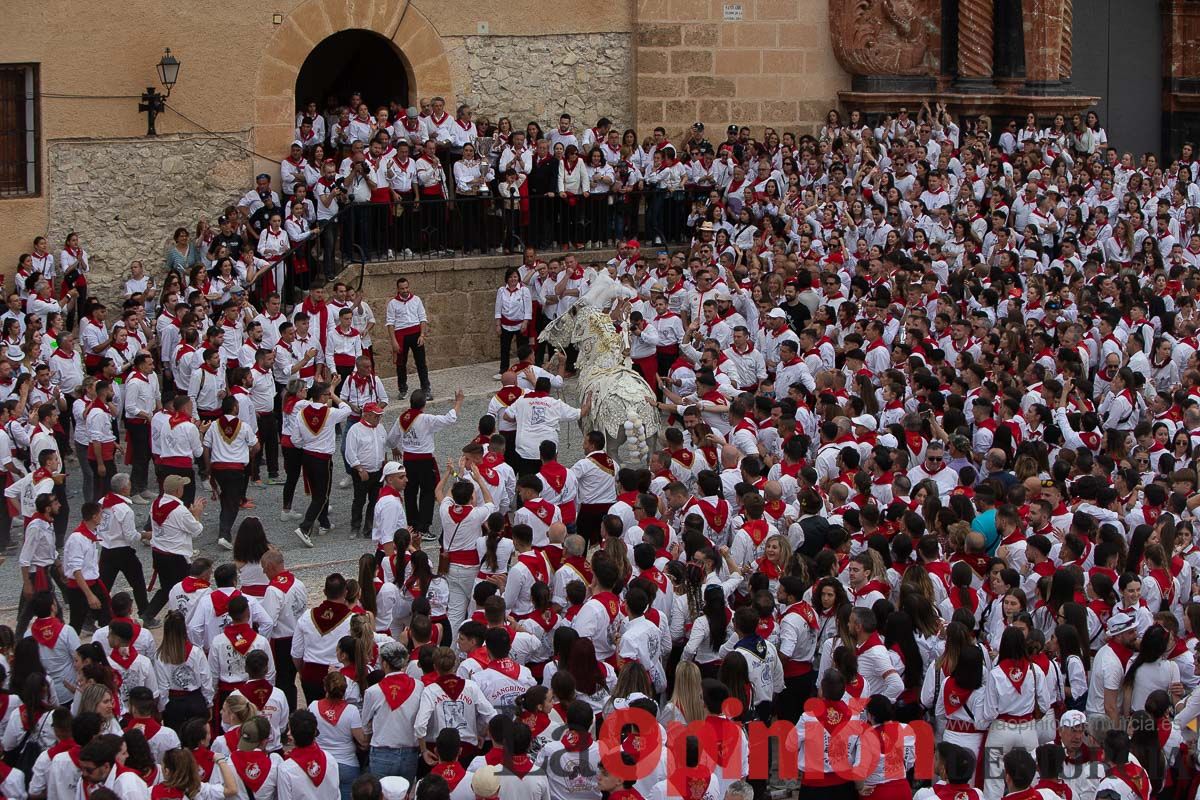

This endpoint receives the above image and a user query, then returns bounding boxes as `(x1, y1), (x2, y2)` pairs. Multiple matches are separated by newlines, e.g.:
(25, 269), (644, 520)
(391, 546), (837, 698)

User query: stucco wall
(635, 0), (849, 140)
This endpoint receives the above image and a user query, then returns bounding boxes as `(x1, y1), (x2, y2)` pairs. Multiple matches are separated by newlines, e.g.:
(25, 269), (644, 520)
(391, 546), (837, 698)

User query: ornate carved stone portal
(829, 0), (1097, 119)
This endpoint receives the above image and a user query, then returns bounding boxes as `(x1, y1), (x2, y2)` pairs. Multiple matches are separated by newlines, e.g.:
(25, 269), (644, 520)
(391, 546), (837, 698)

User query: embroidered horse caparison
(539, 272), (660, 467)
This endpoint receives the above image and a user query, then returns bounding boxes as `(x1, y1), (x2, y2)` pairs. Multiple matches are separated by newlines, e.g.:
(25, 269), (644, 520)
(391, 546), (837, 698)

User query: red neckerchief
(30, 616), (64, 649)
(150, 496), (180, 525)
(433, 761), (467, 790)
(231, 750), (272, 793)
(287, 743), (328, 786)
(109, 645), (140, 671)
(998, 657), (1029, 690)
(435, 673), (466, 700)
(223, 623), (256, 655)
(124, 715), (162, 742)
(378, 672), (417, 710)
(1109, 640), (1136, 668)
(561, 728), (593, 752)
(1108, 763), (1151, 800)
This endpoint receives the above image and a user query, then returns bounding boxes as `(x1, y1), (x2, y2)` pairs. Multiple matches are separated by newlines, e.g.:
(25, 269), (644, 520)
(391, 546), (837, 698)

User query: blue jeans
(370, 746), (420, 784)
(338, 761), (361, 800)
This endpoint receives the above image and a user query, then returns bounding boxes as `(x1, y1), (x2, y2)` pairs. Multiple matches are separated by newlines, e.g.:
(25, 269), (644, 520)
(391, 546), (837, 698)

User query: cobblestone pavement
(0, 359), (589, 623)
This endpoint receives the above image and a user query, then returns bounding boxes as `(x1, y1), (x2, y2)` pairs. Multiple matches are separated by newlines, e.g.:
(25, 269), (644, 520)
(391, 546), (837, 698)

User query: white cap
(1058, 710), (1087, 728)
(878, 433), (898, 449)
(851, 414), (877, 430)
(715, 287), (731, 301)
(382, 461), (405, 478)
(1021, 249), (1040, 260)
(381, 777), (410, 800)
(1106, 612), (1136, 637)
(766, 308), (788, 320)
(471, 766), (502, 799)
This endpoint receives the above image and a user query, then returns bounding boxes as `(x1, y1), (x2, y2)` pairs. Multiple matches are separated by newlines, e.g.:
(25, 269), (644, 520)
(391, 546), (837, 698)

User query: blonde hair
(347, 613), (375, 694)
(765, 534), (792, 568)
(222, 694), (256, 725)
(79, 684), (113, 719)
(669, 661), (705, 723)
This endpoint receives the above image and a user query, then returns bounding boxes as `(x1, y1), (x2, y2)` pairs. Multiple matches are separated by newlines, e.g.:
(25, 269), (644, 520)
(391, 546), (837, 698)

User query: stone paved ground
(0, 359), (588, 623)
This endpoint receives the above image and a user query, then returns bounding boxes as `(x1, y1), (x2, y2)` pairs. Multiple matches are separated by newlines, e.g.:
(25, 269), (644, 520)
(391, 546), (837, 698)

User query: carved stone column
(1022, 0), (1065, 92)
(955, 0), (996, 91)
(1059, 0), (1073, 82)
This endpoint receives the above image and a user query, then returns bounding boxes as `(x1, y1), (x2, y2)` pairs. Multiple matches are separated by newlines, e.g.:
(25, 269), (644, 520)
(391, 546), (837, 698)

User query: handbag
(5, 711), (47, 780)
(437, 519), (463, 576)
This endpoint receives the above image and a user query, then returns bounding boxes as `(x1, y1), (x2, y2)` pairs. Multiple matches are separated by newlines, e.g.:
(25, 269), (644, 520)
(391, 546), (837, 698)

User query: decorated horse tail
(622, 412), (650, 465)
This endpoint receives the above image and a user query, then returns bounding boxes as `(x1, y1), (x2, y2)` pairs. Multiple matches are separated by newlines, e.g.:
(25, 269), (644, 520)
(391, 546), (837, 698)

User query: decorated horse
(538, 272), (660, 466)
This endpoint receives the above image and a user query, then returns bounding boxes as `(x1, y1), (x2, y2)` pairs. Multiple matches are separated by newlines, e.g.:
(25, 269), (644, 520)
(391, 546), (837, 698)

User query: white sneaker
(403, 248), (413, 257)
(217, 537), (232, 551)
(319, 527), (332, 537)
(493, 373), (502, 380)
(280, 510), (294, 522)
(338, 476), (351, 490)
(294, 527), (314, 548)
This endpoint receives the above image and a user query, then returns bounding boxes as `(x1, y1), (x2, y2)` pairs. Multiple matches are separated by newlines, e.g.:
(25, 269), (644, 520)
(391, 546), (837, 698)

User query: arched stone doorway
(251, 0), (454, 167)
(295, 29), (411, 114)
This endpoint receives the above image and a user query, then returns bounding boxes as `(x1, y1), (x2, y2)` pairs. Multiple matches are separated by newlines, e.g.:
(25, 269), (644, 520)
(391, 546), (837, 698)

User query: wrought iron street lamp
(138, 48), (181, 136)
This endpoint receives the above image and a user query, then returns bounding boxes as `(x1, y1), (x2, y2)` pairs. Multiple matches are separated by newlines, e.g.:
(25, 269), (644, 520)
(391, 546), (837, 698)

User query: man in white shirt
(435, 462), (496, 633)
(25, 593), (81, 705)
(343, 403), (389, 539)
(386, 277), (430, 397)
(290, 383), (353, 547)
(277, 709), (341, 800)
(390, 388), (463, 541)
(143, 474), (206, 621)
(371, 462), (409, 556)
(503, 376), (592, 477)
(361, 642), (423, 780)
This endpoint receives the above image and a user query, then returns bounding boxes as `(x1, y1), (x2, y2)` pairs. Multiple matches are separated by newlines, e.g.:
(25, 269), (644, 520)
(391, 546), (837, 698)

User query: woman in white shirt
(586, 147), (615, 248)
(59, 231), (90, 329)
(1124, 624), (1180, 712)
(562, 637), (617, 715)
(310, 671), (367, 798)
(454, 143), (491, 255)
(682, 585), (735, 678)
(558, 145), (589, 249)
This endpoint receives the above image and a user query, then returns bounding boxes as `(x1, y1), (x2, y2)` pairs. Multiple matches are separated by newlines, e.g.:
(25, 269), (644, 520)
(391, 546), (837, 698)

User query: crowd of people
(0, 92), (1196, 800)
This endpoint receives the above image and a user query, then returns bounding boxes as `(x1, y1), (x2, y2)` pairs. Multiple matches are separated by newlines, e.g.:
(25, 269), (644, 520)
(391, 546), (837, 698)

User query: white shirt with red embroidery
(572, 591), (627, 661)
(107, 646), (160, 706)
(569, 452), (617, 505)
(511, 499), (561, 547)
(209, 623), (276, 688)
(413, 674), (497, 746)
(290, 401), (352, 456)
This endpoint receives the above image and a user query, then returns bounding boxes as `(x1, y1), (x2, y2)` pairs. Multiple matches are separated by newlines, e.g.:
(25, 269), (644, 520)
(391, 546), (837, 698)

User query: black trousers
(300, 453), (333, 532)
(498, 328), (525, 374)
(320, 220), (338, 281)
(52, 481), (69, 549)
(145, 549), (189, 619)
(396, 331), (429, 391)
(127, 422), (152, 494)
(273, 638), (298, 712)
(350, 468), (382, 533)
(88, 458), (115, 499)
(512, 453), (541, 478)
(99, 546), (149, 614)
(778, 673), (816, 723)
(0, 495), (12, 551)
(402, 457), (437, 534)
(65, 582), (112, 632)
(282, 446), (303, 510)
(255, 412), (280, 480)
(159, 465), (197, 506)
(212, 468), (246, 542)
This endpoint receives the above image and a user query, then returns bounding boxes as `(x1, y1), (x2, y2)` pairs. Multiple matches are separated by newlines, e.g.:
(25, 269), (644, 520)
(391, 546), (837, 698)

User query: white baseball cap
(382, 461), (406, 478)
(766, 308), (788, 319)
(1021, 249), (1040, 260)
(851, 414), (877, 430)
(1059, 710), (1087, 728)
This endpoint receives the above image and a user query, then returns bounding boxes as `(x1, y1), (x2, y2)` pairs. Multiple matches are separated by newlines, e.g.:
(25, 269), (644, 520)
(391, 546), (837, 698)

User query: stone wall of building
(444, 33), (634, 129)
(46, 132), (253, 304)
(635, 0), (849, 141)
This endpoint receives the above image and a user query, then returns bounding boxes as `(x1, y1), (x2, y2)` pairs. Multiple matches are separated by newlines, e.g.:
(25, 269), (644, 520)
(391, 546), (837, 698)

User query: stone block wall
(46, 132), (253, 304)
(444, 33), (634, 129)
(354, 248), (616, 377)
(635, 0), (849, 141)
